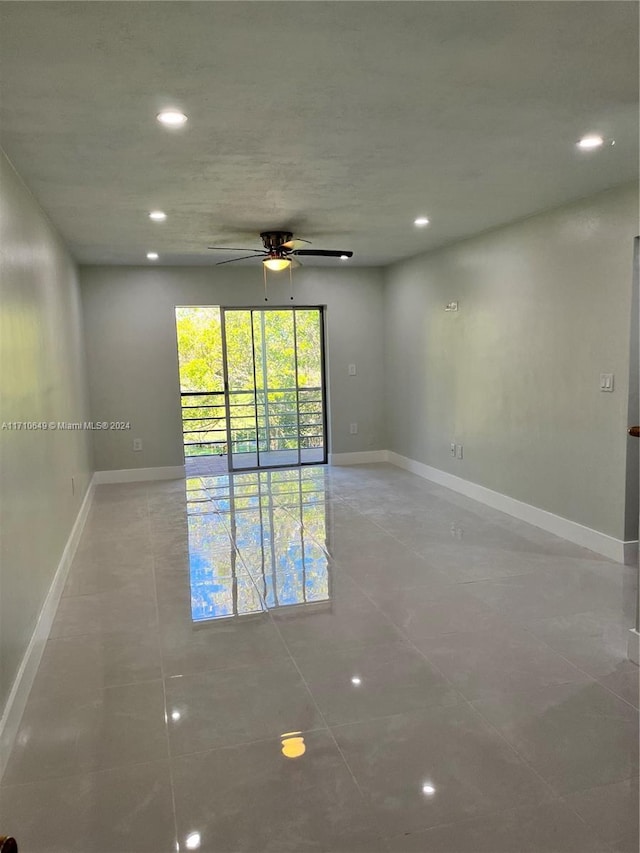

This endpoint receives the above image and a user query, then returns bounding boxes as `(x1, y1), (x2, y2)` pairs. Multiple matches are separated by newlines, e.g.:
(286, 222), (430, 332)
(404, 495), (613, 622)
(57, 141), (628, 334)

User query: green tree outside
(176, 307), (324, 459)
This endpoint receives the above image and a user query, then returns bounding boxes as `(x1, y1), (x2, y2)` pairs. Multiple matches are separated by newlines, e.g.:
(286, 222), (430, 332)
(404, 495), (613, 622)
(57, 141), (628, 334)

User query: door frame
(220, 305), (328, 472)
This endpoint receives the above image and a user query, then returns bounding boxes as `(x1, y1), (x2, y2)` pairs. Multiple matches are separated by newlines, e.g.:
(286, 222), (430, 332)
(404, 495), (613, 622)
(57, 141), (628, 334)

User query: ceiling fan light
(263, 257), (291, 272)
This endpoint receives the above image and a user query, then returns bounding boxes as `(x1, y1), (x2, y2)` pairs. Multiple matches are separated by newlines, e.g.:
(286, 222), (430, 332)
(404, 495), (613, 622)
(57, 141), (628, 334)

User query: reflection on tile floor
(186, 470), (330, 621)
(0, 464), (638, 853)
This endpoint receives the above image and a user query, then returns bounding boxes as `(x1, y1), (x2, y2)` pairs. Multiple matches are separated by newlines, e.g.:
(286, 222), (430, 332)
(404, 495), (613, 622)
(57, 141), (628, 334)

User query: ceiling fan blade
(292, 250), (353, 258)
(280, 238), (312, 250)
(208, 246), (263, 252)
(215, 254), (265, 266)
(290, 257), (303, 268)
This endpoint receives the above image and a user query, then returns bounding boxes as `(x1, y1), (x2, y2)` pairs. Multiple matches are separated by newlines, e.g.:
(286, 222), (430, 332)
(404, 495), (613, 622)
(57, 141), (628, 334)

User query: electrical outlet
(350, 423), (358, 435)
(456, 444), (463, 459)
(450, 443), (456, 457)
(450, 523), (464, 540)
(133, 438), (143, 451)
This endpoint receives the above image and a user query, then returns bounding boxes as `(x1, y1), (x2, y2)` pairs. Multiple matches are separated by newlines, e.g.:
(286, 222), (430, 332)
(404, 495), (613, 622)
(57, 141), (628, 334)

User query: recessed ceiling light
(577, 135), (604, 150)
(146, 252), (159, 261)
(157, 110), (188, 127)
(351, 676), (362, 686)
(414, 217), (430, 227)
(149, 211), (166, 222)
(340, 255), (350, 260)
(422, 783), (436, 796)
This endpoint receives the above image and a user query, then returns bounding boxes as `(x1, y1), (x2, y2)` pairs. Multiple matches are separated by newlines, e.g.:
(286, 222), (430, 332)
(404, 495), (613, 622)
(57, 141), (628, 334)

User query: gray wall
(384, 183), (638, 541)
(0, 151), (92, 716)
(79, 266), (385, 471)
(624, 238), (639, 541)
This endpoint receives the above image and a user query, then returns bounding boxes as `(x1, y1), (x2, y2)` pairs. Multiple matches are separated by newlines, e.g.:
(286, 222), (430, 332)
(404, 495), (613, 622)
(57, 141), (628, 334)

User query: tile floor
(0, 464), (638, 853)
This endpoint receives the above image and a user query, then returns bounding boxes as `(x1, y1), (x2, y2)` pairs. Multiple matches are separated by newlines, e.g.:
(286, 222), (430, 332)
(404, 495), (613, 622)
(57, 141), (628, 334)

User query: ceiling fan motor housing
(260, 231), (293, 251)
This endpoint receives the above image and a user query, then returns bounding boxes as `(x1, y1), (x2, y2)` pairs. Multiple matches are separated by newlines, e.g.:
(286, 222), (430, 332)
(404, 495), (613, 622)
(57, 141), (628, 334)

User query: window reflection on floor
(185, 467), (331, 622)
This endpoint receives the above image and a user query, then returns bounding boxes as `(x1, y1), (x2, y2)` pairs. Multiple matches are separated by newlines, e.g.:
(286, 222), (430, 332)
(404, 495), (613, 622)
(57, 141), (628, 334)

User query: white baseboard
(329, 450), (389, 466)
(388, 451), (630, 565)
(0, 474), (95, 780)
(94, 465), (186, 484)
(628, 629), (640, 666)
(623, 540), (639, 566)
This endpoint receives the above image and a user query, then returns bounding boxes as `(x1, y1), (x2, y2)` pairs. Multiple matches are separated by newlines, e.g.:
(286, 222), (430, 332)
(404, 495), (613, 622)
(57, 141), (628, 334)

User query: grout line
(265, 607), (390, 845)
(166, 725), (330, 764)
(148, 488), (181, 853)
(515, 626), (640, 714)
(0, 756), (178, 792)
(335, 553), (573, 814)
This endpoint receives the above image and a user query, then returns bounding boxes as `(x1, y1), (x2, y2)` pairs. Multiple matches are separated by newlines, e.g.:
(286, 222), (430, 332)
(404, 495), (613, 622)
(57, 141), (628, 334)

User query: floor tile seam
(450, 689), (592, 803)
(277, 503), (332, 554)
(59, 579), (158, 600)
(311, 692), (463, 729)
(82, 519), (153, 532)
(166, 725), (332, 763)
(451, 584), (629, 626)
(84, 506), (154, 522)
(330, 504), (536, 575)
(50, 619), (161, 641)
(149, 538), (180, 853)
(207, 488), (260, 560)
(288, 635), (437, 668)
(0, 751), (178, 791)
(39, 626), (163, 644)
(64, 560), (157, 574)
(523, 607), (635, 637)
(408, 621), (605, 682)
(26, 675), (167, 702)
(85, 518), (153, 529)
(379, 796), (574, 845)
(160, 653), (300, 681)
(214, 497), (321, 605)
(557, 788), (637, 853)
(436, 673), (599, 706)
(0, 755), (174, 792)
(385, 630), (566, 802)
(514, 626), (640, 713)
(330, 560), (482, 654)
(263, 608), (384, 833)
(450, 567), (553, 583)
(590, 673), (640, 711)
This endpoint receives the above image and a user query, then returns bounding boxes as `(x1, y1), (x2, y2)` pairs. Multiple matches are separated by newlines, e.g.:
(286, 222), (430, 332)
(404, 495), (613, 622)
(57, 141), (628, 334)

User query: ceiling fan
(208, 231), (353, 271)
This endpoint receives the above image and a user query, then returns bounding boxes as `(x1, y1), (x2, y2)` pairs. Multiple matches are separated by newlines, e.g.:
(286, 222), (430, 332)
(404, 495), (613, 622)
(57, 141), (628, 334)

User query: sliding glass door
(221, 307), (327, 471)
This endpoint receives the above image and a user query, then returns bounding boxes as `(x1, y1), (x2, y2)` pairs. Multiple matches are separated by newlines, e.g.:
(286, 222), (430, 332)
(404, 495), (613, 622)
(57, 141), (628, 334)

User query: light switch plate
(600, 373), (614, 392)
(348, 364), (357, 376)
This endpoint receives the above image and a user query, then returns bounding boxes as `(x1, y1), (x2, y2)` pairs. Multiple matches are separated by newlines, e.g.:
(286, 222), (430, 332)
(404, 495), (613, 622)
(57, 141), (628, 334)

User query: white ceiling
(0, 1), (637, 267)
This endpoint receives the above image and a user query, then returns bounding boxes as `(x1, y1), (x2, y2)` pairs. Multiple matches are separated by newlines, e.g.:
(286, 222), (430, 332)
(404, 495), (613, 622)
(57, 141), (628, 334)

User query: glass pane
(224, 310), (257, 470)
(223, 308), (324, 470)
(176, 306), (228, 465)
(261, 309), (299, 466)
